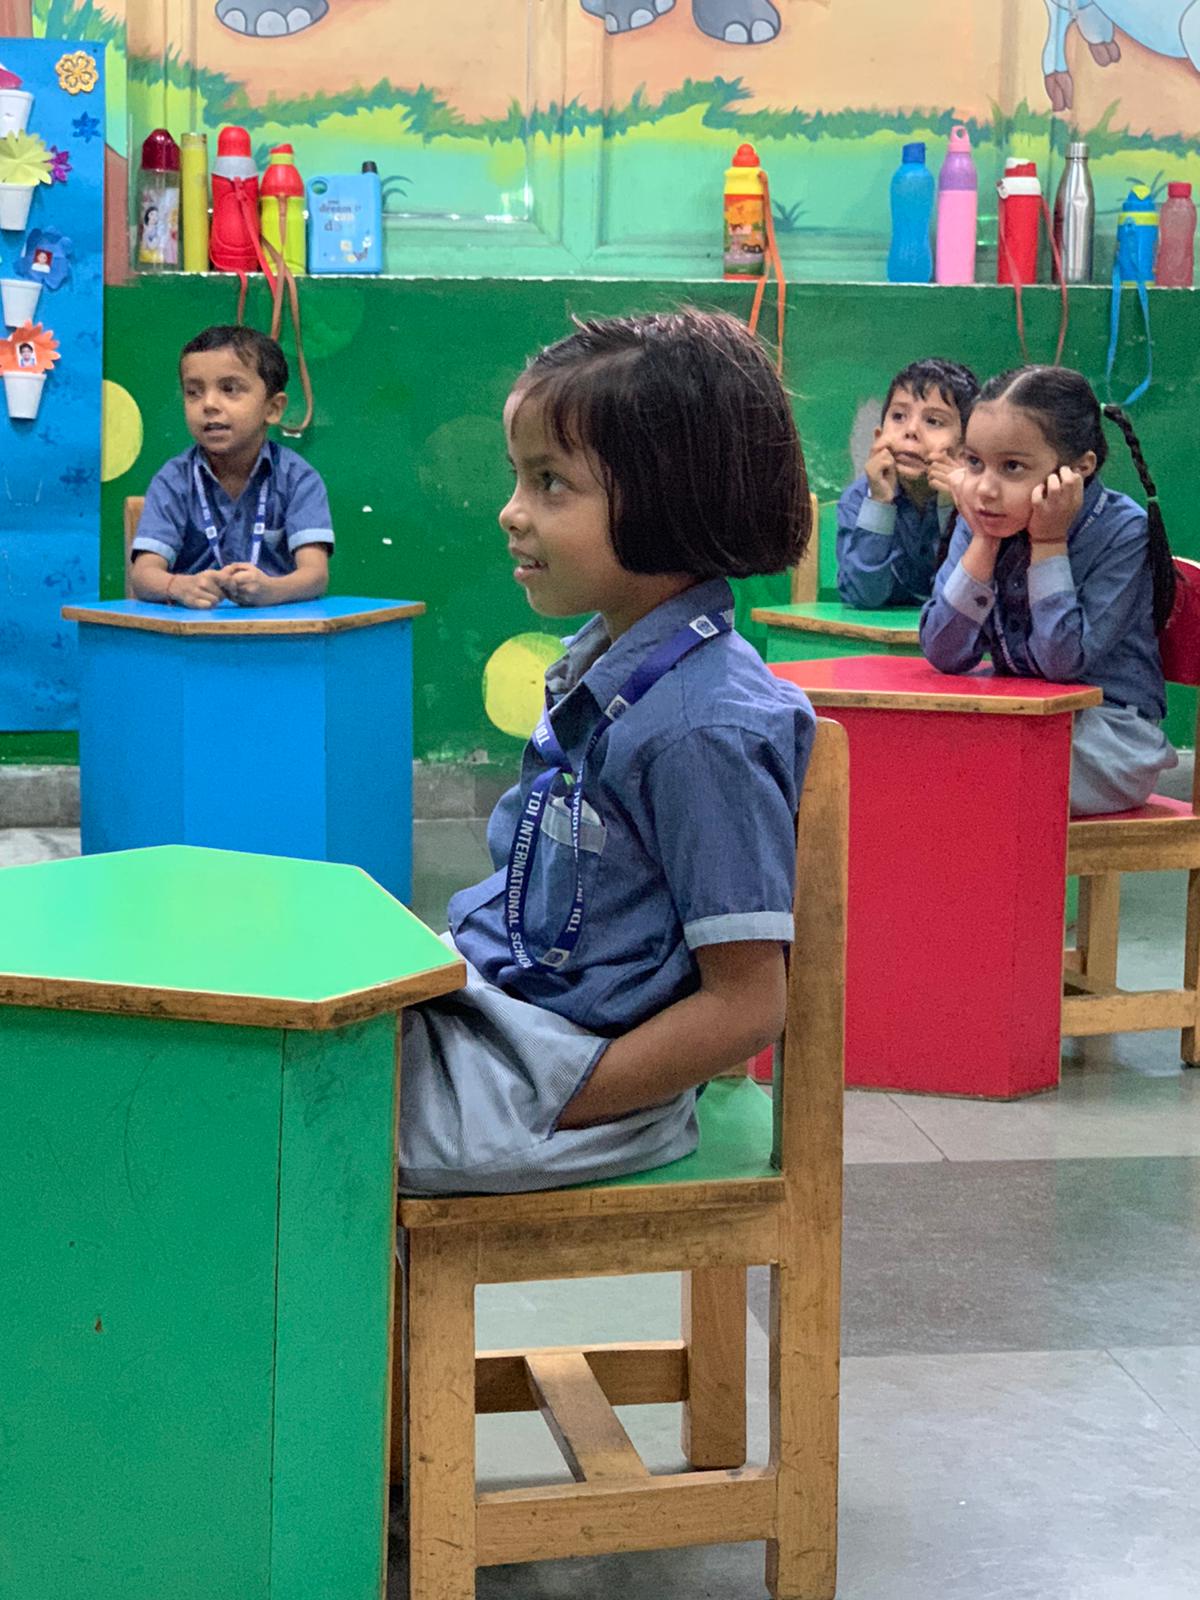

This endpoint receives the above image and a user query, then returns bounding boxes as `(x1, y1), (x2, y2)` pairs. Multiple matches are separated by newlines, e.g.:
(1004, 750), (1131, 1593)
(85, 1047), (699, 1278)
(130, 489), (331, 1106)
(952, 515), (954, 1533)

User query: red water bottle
(996, 159), (1042, 285)
(209, 125), (260, 274)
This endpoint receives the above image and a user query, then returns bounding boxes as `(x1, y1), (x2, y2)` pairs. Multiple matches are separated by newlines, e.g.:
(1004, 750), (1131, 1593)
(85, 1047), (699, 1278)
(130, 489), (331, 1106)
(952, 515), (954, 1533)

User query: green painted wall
(5, 275), (1196, 765)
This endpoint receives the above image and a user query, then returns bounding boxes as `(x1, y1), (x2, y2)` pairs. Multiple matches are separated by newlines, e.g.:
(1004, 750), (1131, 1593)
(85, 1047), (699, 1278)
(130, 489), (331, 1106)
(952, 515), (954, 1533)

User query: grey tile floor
(5, 823), (1199, 1598)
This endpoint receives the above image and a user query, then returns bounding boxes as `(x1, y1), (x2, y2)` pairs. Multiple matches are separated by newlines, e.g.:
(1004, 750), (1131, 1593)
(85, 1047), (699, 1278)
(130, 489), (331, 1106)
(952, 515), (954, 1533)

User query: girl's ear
(1074, 449), (1098, 478)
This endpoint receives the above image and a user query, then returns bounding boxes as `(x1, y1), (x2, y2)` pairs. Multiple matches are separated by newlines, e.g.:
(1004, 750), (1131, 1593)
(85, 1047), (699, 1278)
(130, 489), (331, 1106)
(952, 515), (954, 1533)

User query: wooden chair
(123, 495), (144, 599)
(395, 718), (848, 1599)
(1064, 557), (1200, 1058)
(790, 491), (823, 603)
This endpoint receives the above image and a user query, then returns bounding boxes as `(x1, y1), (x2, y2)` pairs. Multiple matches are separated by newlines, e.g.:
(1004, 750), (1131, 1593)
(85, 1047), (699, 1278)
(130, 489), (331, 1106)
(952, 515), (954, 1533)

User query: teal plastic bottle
(887, 142), (934, 283)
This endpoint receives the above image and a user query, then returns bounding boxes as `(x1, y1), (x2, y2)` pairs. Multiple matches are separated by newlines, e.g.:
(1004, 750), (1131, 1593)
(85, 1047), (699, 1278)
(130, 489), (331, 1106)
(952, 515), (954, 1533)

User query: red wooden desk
(771, 656), (1102, 1097)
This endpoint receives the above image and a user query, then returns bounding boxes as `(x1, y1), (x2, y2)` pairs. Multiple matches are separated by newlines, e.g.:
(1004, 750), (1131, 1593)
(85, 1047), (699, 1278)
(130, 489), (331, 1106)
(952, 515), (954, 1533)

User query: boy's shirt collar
(190, 437), (275, 496)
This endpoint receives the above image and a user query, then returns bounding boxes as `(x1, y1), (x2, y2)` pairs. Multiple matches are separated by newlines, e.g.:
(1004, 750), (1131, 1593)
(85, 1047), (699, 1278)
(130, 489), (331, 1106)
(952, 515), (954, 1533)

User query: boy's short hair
(179, 325), (289, 396)
(883, 357), (978, 429)
(515, 309), (809, 579)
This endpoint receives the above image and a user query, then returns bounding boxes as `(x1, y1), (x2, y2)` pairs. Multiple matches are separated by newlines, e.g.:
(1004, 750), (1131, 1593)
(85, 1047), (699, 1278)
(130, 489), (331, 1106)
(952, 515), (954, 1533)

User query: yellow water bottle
(260, 143), (306, 275)
(180, 132), (209, 273)
(724, 143), (767, 280)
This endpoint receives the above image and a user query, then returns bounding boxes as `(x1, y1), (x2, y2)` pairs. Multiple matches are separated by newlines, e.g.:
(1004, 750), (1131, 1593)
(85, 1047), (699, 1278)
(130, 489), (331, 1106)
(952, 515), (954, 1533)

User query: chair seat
(597, 1076), (775, 1189)
(1072, 793), (1195, 825)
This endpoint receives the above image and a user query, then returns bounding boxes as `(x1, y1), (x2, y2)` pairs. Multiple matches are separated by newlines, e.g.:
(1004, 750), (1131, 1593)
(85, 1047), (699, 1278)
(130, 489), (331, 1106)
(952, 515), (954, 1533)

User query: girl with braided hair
(920, 365), (1177, 815)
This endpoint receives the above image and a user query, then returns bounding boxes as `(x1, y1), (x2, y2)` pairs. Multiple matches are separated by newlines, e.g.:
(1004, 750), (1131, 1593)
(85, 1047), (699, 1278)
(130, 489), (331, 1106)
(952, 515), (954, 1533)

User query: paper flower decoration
(15, 228), (72, 290)
(71, 113), (101, 143)
(49, 146), (71, 184)
(55, 52), (98, 96)
(0, 132), (53, 188)
(0, 61), (21, 92)
(0, 321), (59, 374)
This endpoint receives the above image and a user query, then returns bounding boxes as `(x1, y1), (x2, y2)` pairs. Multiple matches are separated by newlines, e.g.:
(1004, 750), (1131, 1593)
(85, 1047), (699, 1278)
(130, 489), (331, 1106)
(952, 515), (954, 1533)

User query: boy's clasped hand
(166, 562), (279, 609)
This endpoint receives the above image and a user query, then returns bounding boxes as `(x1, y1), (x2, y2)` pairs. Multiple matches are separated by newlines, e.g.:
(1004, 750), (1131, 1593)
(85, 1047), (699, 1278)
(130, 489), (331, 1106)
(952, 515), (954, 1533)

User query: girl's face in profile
(957, 400), (1095, 539)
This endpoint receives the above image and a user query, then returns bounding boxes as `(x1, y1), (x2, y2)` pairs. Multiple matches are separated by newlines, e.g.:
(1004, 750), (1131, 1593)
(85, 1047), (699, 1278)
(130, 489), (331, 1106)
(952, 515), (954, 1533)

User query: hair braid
(1103, 405), (1177, 631)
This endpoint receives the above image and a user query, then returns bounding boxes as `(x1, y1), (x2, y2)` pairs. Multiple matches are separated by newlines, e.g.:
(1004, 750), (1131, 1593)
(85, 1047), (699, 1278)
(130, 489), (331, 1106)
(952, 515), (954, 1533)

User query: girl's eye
(540, 472), (566, 494)
(1003, 461), (1025, 475)
(964, 455), (983, 472)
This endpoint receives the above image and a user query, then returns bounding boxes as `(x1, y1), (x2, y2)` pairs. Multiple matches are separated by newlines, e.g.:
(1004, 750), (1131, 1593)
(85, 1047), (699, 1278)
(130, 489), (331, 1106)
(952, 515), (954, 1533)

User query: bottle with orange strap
(260, 144), (306, 277)
(723, 142), (786, 372)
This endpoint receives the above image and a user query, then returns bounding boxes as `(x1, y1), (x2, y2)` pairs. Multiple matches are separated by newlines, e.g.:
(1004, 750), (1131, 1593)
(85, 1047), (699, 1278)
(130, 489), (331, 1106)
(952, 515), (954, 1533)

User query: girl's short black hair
(978, 365), (1175, 630)
(883, 357), (979, 428)
(179, 325), (289, 397)
(514, 309), (810, 578)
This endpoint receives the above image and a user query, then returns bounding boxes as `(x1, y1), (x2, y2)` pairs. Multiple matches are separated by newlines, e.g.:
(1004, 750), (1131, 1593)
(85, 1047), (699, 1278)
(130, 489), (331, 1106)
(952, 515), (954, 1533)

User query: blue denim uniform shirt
(919, 476), (1167, 721)
(836, 473), (955, 609)
(449, 577), (817, 1035)
(131, 440), (334, 576)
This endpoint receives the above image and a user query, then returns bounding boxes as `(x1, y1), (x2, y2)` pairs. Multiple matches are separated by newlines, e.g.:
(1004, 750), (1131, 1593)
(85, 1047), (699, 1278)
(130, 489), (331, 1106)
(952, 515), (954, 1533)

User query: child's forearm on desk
(556, 941), (786, 1128)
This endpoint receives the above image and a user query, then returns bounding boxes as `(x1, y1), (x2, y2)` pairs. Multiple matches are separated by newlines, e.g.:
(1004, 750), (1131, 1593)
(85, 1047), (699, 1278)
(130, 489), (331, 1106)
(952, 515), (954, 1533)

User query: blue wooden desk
(62, 597), (424, 901)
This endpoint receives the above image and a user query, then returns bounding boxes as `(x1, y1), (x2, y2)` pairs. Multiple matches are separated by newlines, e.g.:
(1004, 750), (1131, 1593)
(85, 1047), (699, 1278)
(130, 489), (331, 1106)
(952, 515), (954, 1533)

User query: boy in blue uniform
(130, 326), (333, 609)
(836, 357), (978, 609)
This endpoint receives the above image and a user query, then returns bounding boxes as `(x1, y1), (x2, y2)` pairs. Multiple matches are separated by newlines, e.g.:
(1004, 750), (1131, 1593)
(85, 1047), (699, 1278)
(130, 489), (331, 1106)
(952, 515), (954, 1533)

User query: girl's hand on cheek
(1028, 466), (1083, 545)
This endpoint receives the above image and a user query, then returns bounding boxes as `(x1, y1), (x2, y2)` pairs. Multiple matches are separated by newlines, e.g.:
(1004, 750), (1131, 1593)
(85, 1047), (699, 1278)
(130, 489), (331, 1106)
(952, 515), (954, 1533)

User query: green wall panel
(5, 275), (1195, 764)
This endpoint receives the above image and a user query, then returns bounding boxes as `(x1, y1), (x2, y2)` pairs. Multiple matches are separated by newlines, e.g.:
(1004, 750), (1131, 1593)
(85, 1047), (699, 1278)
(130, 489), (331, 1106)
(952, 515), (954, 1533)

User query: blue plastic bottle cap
(902, 142), (926, 164)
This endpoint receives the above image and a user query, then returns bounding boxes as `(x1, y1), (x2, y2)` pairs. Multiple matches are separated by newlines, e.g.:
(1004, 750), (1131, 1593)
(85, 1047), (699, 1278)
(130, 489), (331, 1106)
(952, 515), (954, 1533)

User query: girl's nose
(499, 492), (526, 533)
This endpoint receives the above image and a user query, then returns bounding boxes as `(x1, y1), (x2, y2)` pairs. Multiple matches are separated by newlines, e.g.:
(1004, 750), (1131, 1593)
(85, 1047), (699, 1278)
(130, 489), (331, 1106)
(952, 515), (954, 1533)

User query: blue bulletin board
(0, 38), (104, 731)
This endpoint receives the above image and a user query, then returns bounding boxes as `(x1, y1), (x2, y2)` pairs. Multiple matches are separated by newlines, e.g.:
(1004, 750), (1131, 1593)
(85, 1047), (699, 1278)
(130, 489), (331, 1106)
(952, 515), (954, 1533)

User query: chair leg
(390, 1246), (404, 1488)
(404, 1226), (478, 1600)
(765, 1241), (838, 1599)
(680, 1266), (747, 1469)
(1182, 867), (1200, 1066)
(1076, 873), (1120, 988)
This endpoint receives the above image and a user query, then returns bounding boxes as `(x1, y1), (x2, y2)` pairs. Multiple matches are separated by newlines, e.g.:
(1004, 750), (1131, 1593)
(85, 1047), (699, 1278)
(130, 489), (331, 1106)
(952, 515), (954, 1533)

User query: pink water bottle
(1156, 181), (1197, 287)
(936, 125), (977, 284)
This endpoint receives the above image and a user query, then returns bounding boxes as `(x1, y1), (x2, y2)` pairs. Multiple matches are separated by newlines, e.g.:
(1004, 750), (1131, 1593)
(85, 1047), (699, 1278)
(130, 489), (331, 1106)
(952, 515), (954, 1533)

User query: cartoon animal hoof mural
(1042, 0), (1198, 113)
(581, 0), (779, 40)
(216, 0), (328, 35)
(692, 0), (780, 42)
(580, 0), (675, 32)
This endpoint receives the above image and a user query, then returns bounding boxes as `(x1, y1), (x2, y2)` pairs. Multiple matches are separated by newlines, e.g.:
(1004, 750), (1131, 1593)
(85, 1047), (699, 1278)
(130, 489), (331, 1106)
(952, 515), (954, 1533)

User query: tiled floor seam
(1106, 1347), (1200, 1457)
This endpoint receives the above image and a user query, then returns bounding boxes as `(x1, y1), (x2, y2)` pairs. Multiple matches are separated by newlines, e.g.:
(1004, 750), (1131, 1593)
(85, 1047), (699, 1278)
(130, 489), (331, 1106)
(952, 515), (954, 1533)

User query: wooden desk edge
(0, 955), (466, 1030)
(61, 601), (427, 636)
(798, 684), (1104, 716)
(752, 607), (921, 644)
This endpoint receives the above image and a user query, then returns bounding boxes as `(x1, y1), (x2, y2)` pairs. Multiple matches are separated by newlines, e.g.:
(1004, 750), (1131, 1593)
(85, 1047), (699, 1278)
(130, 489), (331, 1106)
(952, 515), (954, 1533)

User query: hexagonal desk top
(61, 596), (425, 638)
(0, 846), (464, 1029)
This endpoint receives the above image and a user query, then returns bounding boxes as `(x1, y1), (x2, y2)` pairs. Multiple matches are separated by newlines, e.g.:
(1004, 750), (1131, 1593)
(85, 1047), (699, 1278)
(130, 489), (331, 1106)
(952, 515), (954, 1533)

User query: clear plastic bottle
(887, 142), (934, 283)
(136, 129), (180, 270)
(1155, 181), (1197, 288)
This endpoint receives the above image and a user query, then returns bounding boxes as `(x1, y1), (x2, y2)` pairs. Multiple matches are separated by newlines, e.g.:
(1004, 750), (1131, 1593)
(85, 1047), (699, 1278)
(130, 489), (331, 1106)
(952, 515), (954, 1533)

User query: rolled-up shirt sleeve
(641, 716), (814, 950)
(129, 466), (187, 567)
(283, 456), (335, 552)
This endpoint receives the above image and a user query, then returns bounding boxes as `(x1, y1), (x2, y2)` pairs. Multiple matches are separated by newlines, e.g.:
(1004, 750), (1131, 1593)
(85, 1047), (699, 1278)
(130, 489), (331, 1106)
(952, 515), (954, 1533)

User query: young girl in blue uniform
(399, 310), (816, 1194)
(921, 365), (1176, 815)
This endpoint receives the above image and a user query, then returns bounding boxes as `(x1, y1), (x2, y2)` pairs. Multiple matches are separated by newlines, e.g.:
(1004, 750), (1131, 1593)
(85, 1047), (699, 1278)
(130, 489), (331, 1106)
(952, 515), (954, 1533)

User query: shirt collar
(191, 438), (274, 493)
(546, 576), (735, 710)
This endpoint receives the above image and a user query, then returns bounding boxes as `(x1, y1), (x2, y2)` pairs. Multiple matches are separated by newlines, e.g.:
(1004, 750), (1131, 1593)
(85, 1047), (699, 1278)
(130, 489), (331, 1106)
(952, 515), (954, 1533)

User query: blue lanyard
(192, 461), (270, 569)
(505, 608), (733, 973)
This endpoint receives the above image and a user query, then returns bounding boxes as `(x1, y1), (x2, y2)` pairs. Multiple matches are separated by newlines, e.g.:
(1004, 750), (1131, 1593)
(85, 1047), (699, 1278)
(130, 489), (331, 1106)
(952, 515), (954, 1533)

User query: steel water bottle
(1052, 141), (1094, 284)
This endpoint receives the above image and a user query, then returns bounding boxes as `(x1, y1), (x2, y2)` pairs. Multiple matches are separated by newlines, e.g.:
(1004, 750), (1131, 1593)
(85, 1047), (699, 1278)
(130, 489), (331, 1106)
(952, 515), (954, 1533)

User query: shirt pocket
(262, 525), (286, 550)
(521, 793), (608, 966)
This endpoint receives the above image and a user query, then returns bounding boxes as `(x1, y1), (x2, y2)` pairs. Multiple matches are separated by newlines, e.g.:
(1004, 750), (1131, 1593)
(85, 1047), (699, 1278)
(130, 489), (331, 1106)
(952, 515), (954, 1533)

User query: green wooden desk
(0, 845), (464, 1600)
(752, 600), (923, 664)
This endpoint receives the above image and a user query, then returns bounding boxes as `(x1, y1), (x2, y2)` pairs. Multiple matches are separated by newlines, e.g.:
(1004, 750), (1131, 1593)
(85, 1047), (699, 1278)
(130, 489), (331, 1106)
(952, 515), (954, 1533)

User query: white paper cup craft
(3, 368), (45, 419)
(0, 63), (31, 139)
(0, 182), (35, 232)
(0, 276), (41, 326)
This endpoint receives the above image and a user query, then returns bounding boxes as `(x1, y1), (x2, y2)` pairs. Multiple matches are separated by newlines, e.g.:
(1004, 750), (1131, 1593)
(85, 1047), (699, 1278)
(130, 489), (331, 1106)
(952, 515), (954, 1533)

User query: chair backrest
(775, 717), (847, 1185)
(789, 492), (822, 604)
(1159, 558), (1200, 688)
(123, 496), (145, 599)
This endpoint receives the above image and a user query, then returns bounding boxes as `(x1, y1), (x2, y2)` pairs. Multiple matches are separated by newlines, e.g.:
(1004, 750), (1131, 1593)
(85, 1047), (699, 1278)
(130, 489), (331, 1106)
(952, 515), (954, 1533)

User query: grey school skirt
(398, 941), (699, 1196)
(1070, 703), (1178, 817)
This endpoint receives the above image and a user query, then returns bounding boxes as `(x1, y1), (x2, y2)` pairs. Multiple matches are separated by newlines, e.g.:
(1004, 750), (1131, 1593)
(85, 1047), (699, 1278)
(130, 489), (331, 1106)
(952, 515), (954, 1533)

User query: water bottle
(1052, 141), (1094, 284)
(136, 129), (180, 270)
(887, 142), (934, 284)
(723, 143), (767, 280)
(209, 125), (260, 275)
(180, 132), (209, 273)
(260, 143), (306, 275)
(996, 159), (1042, 286)
(935, 126), (977, 284)
(1155, 181), (1196, 287)
(1117, 183), (1158, 287)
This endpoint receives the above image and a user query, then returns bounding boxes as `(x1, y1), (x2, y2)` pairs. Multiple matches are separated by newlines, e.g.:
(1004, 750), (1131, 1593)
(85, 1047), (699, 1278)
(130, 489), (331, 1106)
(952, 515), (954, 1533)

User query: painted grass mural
(23, 0), (1200, 277)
